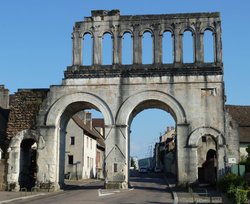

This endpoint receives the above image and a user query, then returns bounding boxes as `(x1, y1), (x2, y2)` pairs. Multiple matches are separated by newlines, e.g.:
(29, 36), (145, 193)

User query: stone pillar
(176, 124), (197, 184)
(215, 21), (222, 63)
(72, 31), (82, 66)
(113, 28), (121, 64)
(154, 31), (162, 64)
(196, 32), (203, 63)
(93, 33), (102, 65)
(133, 29), (142, 64)
(7, 145), (20, 191)
(104, 125), (128, 189)
(36, 126), (60, 191)
(217, 145), (226, 180)
(174, 27), (182, 63)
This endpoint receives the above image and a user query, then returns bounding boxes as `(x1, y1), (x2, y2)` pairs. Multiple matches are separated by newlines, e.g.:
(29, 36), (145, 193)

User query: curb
(0, 193), (46, 204)
(164, 176), (178, 204)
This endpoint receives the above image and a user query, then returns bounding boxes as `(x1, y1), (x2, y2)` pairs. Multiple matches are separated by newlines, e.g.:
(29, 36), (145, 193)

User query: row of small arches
(82, 30), (214, 65)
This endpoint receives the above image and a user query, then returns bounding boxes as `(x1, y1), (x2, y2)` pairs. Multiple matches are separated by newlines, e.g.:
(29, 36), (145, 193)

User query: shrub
(218, 173), (246, 193)
(227, 186), (248, 204)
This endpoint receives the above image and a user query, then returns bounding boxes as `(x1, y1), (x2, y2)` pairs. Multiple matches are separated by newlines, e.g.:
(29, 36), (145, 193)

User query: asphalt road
(8, 172), (174, 204)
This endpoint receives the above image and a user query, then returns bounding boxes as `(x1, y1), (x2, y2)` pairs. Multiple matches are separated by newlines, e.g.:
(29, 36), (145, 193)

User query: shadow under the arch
(63, 179), (104, 191)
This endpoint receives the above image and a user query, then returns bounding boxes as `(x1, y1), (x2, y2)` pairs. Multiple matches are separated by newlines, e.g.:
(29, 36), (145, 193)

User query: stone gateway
(6, 10), (238, 190)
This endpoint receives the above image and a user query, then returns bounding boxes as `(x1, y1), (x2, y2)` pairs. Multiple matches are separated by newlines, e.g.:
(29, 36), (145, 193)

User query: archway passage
(128, 100), (177, 185)
(58, 102), (105, 187)
(19, 139), (37, 190)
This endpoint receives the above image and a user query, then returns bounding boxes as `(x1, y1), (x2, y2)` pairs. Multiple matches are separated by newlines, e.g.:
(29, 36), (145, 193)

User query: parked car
(139, 167), (148, 173)
(154, 167), (162, 173)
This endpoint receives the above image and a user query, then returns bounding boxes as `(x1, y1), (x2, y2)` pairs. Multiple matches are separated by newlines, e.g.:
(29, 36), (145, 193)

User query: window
(102, 33), (113, 65)
(114, 163), (118, 172)
(82, 33), (93, 65)
(68, 155), (73, 165)
(70, 136), (75, 145)
(183, 30), (194, 63)
(87, 156), (89, 168)
(90, 138), (92, 149)
(87, 137), (89, 148)
(142, 31), (153, 64)
(202, 136), (207, 143)
(204, 30), (214, 62)
(122, 32), (133, 64)
(162, 31), (173, 63)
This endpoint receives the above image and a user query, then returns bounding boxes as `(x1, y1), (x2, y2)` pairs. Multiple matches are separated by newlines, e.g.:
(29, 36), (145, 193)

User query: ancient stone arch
(7, 10), (237, 190)
(7, 130), (39, 191)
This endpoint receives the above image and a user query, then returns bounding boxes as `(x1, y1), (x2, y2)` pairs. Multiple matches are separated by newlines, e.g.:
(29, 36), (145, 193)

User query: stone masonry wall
(6, 89), (49, 139)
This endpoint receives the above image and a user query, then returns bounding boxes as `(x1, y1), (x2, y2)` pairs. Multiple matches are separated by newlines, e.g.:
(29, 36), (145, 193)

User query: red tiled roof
(226, 105), (250, 126)
(226, 105), (250, 143)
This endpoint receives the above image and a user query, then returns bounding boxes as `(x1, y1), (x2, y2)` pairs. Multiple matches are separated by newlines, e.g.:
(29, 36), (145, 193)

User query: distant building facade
(65, 112), (105, 180)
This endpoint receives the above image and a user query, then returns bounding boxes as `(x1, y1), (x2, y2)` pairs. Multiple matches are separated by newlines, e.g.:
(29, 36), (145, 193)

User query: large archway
(112, 90), (188, 187)
(36, 92), (113, 190)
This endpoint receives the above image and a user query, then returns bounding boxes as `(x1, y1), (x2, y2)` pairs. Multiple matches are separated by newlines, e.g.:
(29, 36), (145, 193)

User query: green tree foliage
(131, 157), (136, 169)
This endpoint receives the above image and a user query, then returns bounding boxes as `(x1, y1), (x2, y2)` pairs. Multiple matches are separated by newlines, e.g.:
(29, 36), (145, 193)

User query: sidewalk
(165, 177), (223, 203)
(0, 179), (101, 203)
(0, 191), (49, 204)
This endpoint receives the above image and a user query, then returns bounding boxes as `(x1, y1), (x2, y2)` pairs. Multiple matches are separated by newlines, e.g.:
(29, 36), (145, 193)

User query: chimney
(84, 112), (92, 129)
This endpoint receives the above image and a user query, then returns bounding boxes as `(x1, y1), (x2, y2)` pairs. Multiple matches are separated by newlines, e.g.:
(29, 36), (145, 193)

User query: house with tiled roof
(226, 105), (250, 158)
(64, 111), (105, 180)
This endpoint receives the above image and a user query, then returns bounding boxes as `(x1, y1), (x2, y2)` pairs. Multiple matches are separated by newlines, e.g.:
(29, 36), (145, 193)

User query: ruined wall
(0, 86), (9, 190)
(7, 89), (49, 139)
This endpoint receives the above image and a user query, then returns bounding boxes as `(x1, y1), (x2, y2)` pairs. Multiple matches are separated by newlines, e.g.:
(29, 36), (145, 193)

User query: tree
(131, 157), (136, 169)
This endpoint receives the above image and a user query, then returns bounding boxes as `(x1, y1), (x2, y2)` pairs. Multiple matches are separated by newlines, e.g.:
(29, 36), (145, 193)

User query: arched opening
(142, 31), (153, 64)
(162, 31), (173, 64)
(122, 32), (133, 65)
(204, 30), (214, 63)
(197, 135), (217, 185)
(82, 33), (93, 65)
(19, 138), (37, 190)
(102, 33), (113, 65)
(183, 30), (194, 63)
(128, 100), (177, 186)
(58, 102), (105, 187)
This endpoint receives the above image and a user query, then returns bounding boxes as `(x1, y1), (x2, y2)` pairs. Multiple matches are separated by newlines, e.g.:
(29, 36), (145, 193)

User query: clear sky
(0, 0), (249, 159)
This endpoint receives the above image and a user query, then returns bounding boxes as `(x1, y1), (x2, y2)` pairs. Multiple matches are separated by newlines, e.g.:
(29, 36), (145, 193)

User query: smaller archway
(19, 138), (37, 190)
(197, 135), (217, 184)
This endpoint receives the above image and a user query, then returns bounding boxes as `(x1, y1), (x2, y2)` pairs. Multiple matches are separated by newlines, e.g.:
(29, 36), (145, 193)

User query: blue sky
(0, 0), (249, 159)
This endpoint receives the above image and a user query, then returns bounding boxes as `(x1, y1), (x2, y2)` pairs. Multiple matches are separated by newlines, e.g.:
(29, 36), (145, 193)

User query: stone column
(176, 124), (197, 184)
(196, 32), (203, 63)
(154, 31), (162, 64)
(104, 125), (128, 189)
(217, 145), (226, 180)
(36, 126), (60, 191)
(174, 26), (182, 63)
(93, 33), (102, 65)
(133, 29), (142, 64)
(112, 27), (121, 64)
(7, 145), (21, 191)
(72, 31), (82, 66)
(215, 21), (222, 63)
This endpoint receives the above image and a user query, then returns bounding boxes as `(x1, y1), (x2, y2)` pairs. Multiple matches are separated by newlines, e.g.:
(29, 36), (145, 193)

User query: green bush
(218, 173), (249, 203)
(218, 173), (246, 193)
(227, 186), (248, 204)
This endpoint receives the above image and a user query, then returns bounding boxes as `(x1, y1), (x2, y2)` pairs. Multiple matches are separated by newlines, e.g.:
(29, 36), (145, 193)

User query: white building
(65, 112), (104, 180)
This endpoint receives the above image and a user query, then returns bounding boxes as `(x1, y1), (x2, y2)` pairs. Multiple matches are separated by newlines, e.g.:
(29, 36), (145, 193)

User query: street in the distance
(4, 171), (173, 204)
